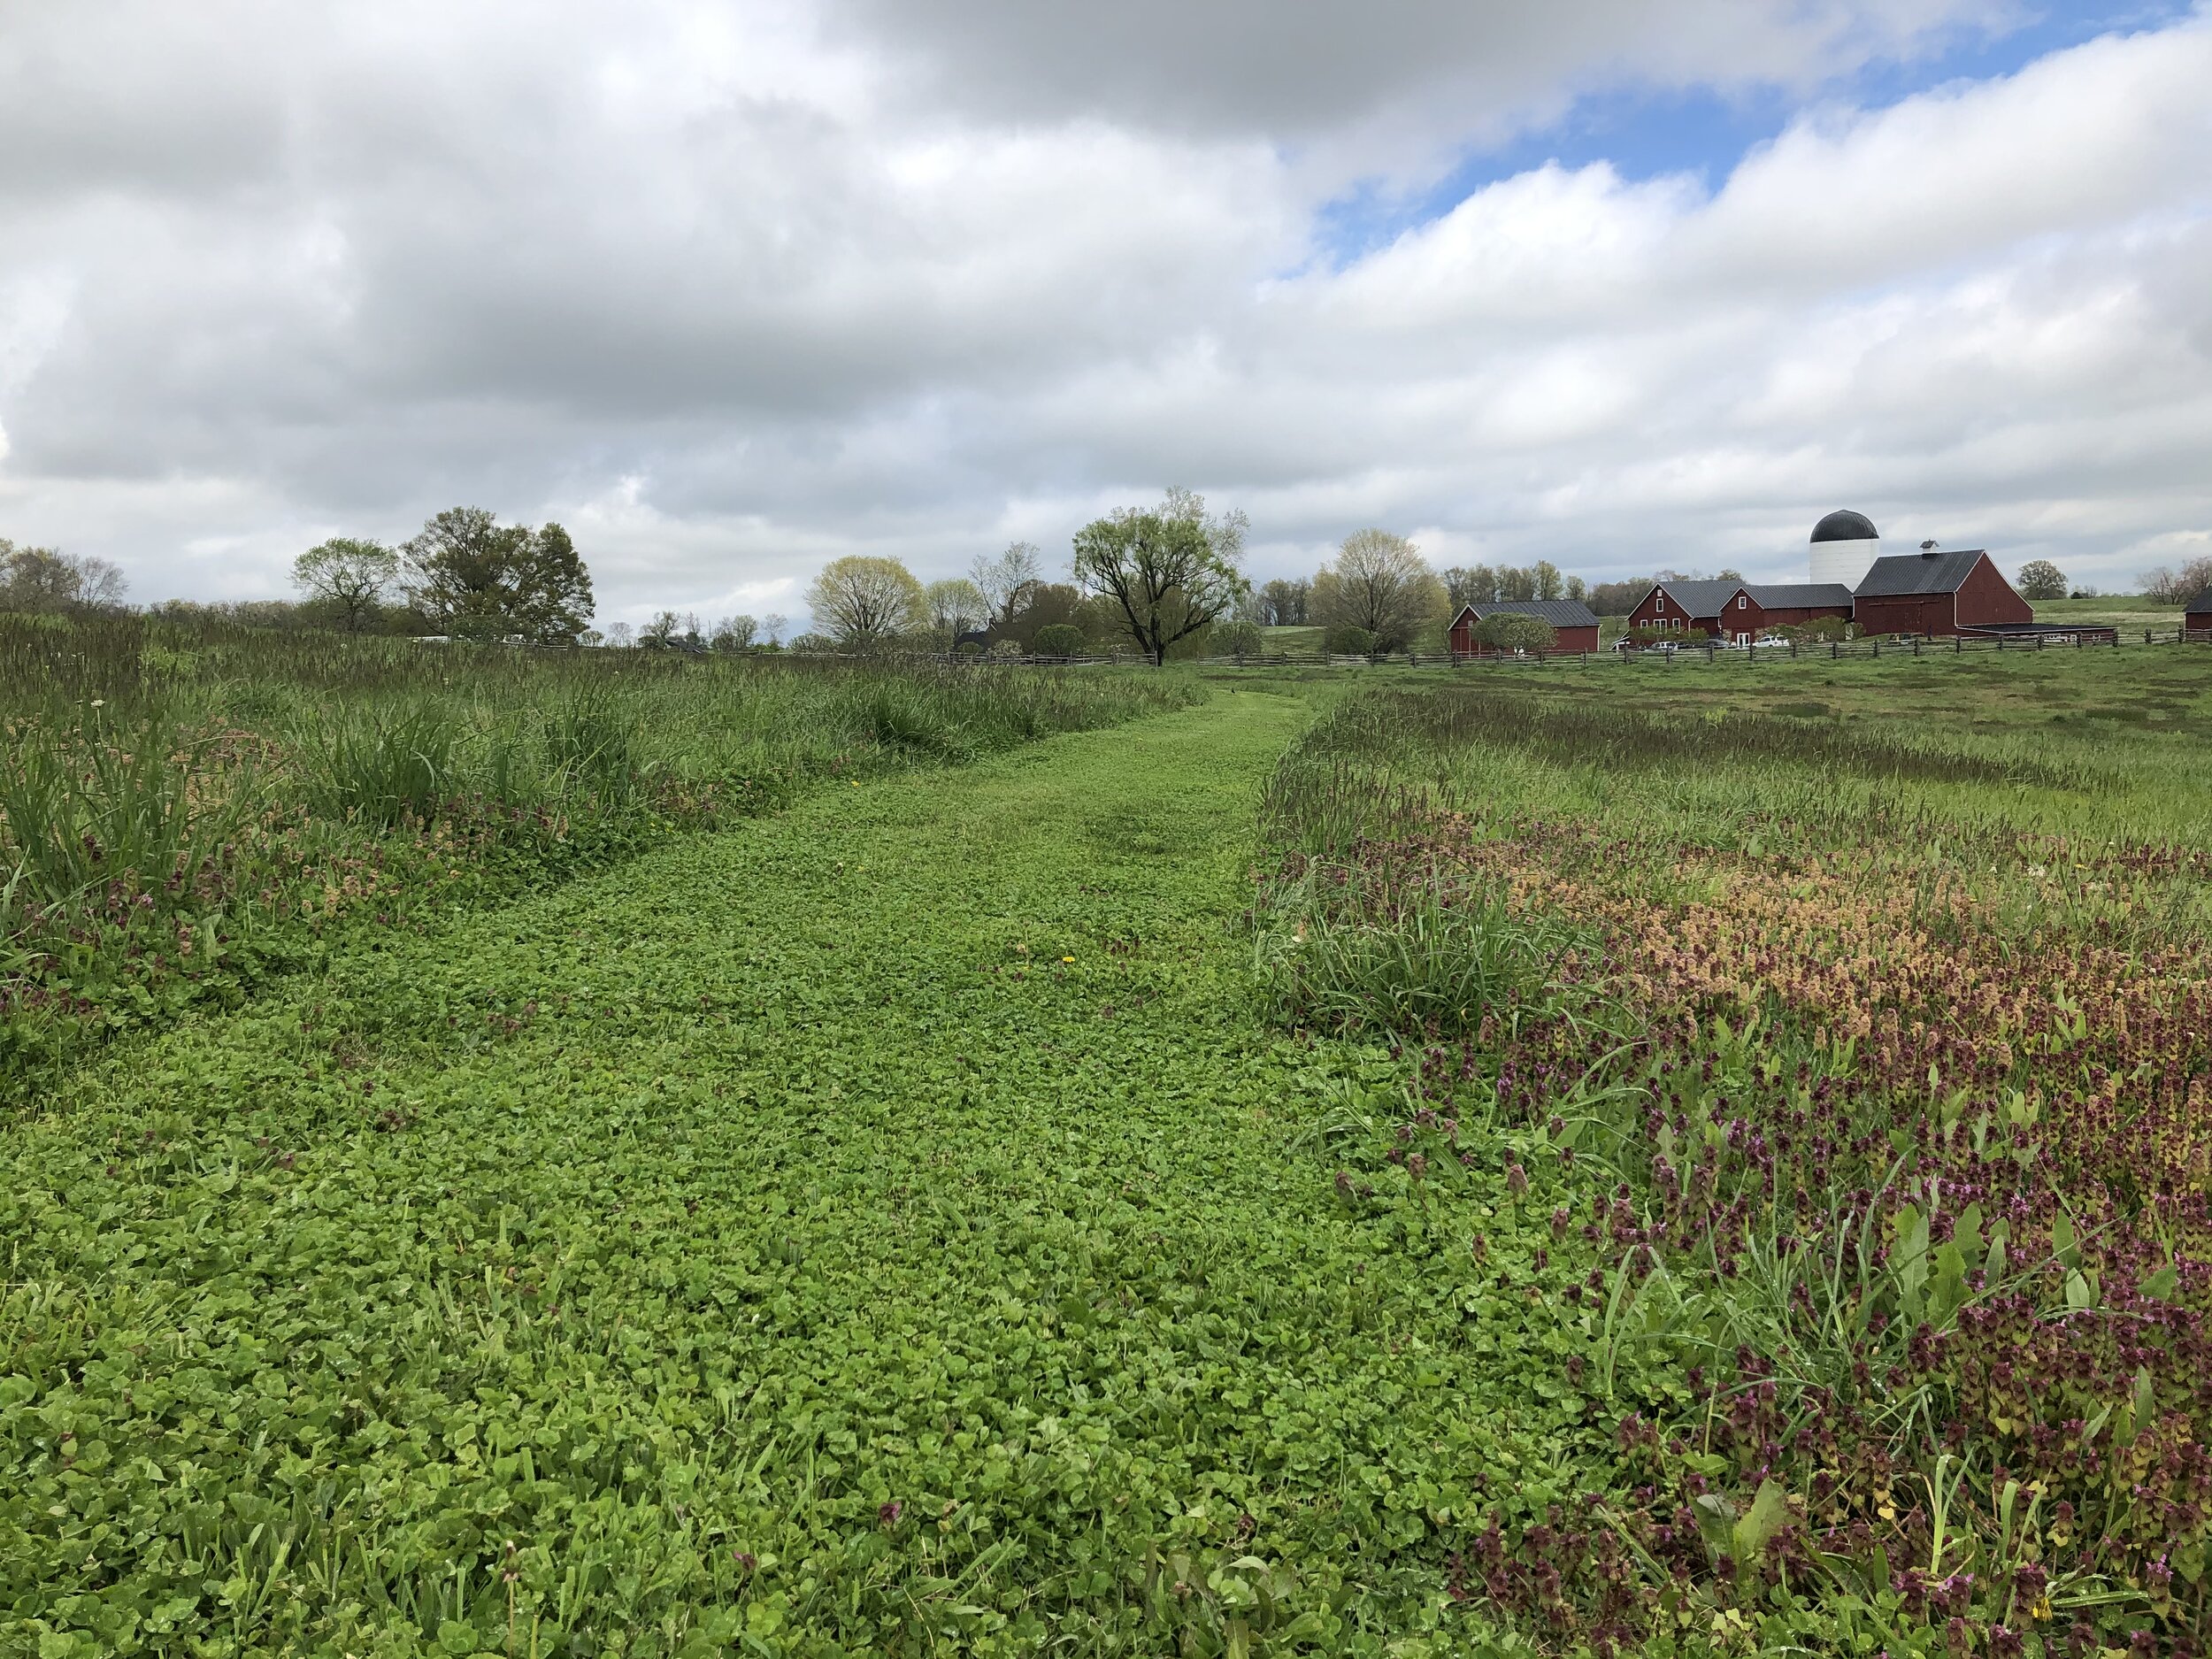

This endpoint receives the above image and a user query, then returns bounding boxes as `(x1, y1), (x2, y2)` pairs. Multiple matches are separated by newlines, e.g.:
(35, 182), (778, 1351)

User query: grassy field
(6, 642), (2211, 1655)
(1248, 647), (2212, 1653)
(0, 614), (1198, 1090)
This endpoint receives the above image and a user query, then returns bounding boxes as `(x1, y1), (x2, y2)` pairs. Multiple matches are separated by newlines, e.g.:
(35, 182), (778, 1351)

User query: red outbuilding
(1852, 548), (2032, 637)
(1624, 580), (1739, 640)
(1448, 598), (1602, 656)
(2185, 589), (2212, 638)
(1623, 580), (1852, 644)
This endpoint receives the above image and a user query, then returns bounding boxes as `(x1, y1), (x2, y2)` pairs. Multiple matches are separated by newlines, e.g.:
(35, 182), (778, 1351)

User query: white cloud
(0, 0), (2205, 615)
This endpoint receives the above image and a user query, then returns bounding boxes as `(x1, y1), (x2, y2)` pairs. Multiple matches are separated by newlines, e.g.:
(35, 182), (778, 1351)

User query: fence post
(1955, 634), (1961, 654)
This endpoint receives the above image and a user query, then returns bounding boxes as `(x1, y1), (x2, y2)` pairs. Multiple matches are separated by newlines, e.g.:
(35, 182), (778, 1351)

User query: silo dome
(1809, 510), (1880, 588)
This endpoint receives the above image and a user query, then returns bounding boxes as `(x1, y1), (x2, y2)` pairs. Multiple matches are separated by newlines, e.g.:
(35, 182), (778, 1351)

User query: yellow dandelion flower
(1061, 956), (1074, 964)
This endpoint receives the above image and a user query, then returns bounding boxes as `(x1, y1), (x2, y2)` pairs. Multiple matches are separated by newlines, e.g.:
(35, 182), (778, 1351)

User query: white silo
(1809, 510), (1880, 588)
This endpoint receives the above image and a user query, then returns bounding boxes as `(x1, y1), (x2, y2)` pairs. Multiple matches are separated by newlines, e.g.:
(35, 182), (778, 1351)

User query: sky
(1, 0), (2208, 630)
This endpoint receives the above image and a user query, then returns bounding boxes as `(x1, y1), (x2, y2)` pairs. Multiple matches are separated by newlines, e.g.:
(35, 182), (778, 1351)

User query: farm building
(2186, 591), (2212, 636)
(1809, 510), (1883, 589)
(1718, 583), (1854, 641)
(1448, 598), (1601, 656)
(1624, 580), (1741, 639)
(1624, 580), (1851, 643)
(1852, 548), (2031, 637)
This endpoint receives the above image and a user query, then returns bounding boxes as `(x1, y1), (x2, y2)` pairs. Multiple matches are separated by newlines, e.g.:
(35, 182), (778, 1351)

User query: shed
(1853, 549), (2031, 637)
(2185, 591), (2212, 637)
(1448, 598), (1601, 657)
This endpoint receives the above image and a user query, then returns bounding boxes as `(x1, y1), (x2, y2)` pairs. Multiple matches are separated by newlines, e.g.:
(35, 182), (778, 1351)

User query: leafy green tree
(1310, 528), (1443, 652)
(1033, 623), (1083, 659)
(806, 556), (926, 649)
(924, 578), (989, 641)
(401, 508), (593, 643)
(1213, 618), (1264, 656)
(712, 614), (759, 650)
(2016, 559), (2068, 601)
(291, 538), (398, 632)
(1071, 488), (1248, 668)
(1442, 565), (1498, 608)
(1472, 613), (1556, 654)
(1259, 577), (1310, 625)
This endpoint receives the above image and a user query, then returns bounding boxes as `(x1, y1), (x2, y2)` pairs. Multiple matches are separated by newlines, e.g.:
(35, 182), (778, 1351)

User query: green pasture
(9, 638), (2212, 1655)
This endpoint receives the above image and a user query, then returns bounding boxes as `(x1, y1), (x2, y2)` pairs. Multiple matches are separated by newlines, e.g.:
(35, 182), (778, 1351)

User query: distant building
(1448, 598), (1601, 656)
(1809, 509), (1882, 589)
(1624, 580), (1851, 643)
(1624, 580), (1740, 638)
(1853, 547), (2031, 637)
(2186, 591), (2212, 637)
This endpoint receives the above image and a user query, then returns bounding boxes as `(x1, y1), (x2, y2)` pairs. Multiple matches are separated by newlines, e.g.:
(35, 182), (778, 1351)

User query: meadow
(1251, 648), (2212, 1654)
(4, 637), (2210, 1658)
(0, 612), (1198, 1090)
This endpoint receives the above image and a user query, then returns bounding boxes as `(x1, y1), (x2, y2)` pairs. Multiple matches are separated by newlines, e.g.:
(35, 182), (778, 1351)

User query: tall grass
(0, 611), (1203, 1087)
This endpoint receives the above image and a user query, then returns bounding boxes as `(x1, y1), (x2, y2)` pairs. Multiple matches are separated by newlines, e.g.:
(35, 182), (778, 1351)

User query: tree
(2015, 560), (2068, 601)
(0, 540), (128, 612)
(970, 543), (1043, 633)
(604, 621), (634, 648)
(2140, 558), (2212, 604)
(805, 556), (926, 649)
(1071, 488), (1249, 667)
(507, 524), (595, 644)
(711, 614), (759, 650)
(1034, 623), (1083, 659)
(1472, 613), (1556, 654)
(641, 611), (684, 648)
(1310, 528), (1444, 652)
(1259, 577), (1310, 625)
(924, 578), (989, 640)
(400, 508), (593, 643)
(1214, 618), (1264, 657)
(1442, 565), (1498, 609)
(1564, 575), (1588, 603)
(292, 538), (398, 632)
(763, 612), (787, 645)
(1530, 560), (1563, 601)
(1587, 579), (1648, 617)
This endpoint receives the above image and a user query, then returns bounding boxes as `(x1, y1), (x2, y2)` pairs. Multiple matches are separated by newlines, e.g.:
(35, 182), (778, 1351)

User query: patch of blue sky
(1313, 1), (2200, 266)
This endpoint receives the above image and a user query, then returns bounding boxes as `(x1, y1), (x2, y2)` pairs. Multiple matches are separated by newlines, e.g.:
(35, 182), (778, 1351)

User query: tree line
(801, 489), (1248, 666)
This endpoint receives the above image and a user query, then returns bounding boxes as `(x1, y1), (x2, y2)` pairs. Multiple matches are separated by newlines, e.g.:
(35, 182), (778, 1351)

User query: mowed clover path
(4, 689), (1603, 1657)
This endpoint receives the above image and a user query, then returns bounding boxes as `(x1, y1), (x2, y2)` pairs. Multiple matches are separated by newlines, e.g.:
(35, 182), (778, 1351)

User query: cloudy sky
(2, 0), (2208, 628)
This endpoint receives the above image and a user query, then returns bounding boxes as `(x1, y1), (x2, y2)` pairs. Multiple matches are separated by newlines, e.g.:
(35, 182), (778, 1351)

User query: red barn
(2185, 589), (2212, 637)
(1448, 598), (1601, 656)
(1717, 583), (1853, 642)
(1853, 549), (2031, 637)
(1626, 580), (1854, 644)
(1624, 580), (1738, 639)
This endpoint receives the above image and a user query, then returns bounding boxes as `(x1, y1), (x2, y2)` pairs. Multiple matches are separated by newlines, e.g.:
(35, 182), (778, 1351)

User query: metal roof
(2185, 591), (2212, 613)
(1743, 582), (1855, 609)
(1643, 580), (1743, 618)
(1455, 598), (1601, 627)
(1855, 549), (1990, 597)
(1812, 509), (1879, 543)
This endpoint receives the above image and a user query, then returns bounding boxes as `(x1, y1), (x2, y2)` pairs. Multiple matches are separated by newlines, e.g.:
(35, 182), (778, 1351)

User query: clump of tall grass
(1255, 857), (1586, 1036)
(0, 702), (255, 908)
